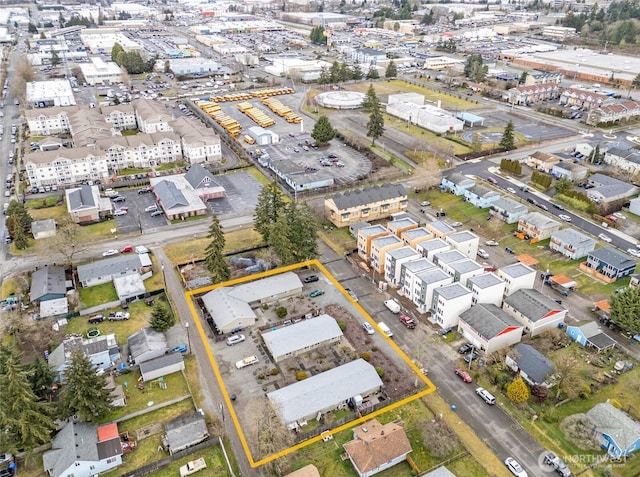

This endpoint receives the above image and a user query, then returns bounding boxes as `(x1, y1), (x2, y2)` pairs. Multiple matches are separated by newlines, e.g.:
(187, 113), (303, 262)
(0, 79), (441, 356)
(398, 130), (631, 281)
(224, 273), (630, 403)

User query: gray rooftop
(511, 343), (554, 384)
(402, 258), (435, 274)
(468, 272), (504, 290)
(267, 359), (383, 425)
(402, 227), (432, 241)
(67, 184), (96, 211)
(466, 183), (499, 199)
(184, 163), (222, 190)
(262, 314), (343, 358)
(139, 352), (183, 375)
(415, 267), (451, 286)
(520, 211), (561, 229)
(448, 231), (478, 243)
(435, 282), (471, 300)
(589, 173), (627, 187)
(589, 247), (638, 269)
(201, 287), (256, 329)
(416, 237), (450, 253)
(428, 220), (456, 235)
(127, 328), (167, 360)
(358, 224), (389, 237)
(490, 197), (528, 214)
(499, 262), (535, 279)
(77, 253), (150, 283)
(228, 271), (303, 303)
(460, 304), (523, 339)
(31, 218), (57, 236)
(449, 259), (484, 275)
(154, 180), (188, 209)
(165, 413), (209, 452)
(434, 249), (467, 266)
(388, 217), (418, 230)
(551, 228), (596, 247)
(586, 402), (640, 452)
(504, 289), (566, 322)
(371, 235), (403, 248)
(329, 183), (407, 210)
(386, 246), (420, 260)
(43, 421), (102, 477)
(30, 265), (66, 301)
(443, 172), (474, 186)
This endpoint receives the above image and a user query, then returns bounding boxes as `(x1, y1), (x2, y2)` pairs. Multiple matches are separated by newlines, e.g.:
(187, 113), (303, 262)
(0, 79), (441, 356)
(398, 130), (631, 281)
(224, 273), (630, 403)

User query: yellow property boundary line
(185, 259), (436, 468)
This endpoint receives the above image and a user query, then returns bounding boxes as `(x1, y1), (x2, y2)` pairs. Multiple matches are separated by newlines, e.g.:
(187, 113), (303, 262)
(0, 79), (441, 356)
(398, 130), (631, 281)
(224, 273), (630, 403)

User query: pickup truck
(399, 314), (417, 329)
(179, 457), (207, 477)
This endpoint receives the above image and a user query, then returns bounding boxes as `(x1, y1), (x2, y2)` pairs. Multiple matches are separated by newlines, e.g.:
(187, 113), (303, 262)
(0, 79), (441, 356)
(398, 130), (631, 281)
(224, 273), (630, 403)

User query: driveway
(109, 189), (169, 234)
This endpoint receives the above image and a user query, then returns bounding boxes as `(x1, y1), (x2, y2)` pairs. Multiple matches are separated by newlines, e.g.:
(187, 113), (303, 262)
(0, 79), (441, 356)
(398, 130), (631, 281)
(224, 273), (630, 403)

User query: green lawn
(78, 282), (118, 308)
(25, 196), (60, 209)
(121, 130), (139, 136)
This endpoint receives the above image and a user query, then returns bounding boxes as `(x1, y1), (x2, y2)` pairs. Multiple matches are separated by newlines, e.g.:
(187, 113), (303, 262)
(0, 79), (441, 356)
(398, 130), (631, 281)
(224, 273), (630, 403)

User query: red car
(455, 368), (473, 383)
(399, 314), (417, 329)
(120, 245), (134, 253)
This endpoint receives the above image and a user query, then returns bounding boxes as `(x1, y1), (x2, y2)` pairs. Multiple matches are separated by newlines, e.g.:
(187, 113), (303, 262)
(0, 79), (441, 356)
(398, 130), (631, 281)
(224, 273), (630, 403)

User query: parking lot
(109, 188), (169, 234)
(206, 171), (262, 216)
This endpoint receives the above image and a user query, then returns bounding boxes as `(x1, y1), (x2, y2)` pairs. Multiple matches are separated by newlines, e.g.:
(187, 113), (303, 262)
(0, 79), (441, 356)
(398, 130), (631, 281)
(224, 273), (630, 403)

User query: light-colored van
(475, 387), (496, 405)
(377, 321), (393, 338)
(235, 355), (259, 369)
(226, 334), (245, 346)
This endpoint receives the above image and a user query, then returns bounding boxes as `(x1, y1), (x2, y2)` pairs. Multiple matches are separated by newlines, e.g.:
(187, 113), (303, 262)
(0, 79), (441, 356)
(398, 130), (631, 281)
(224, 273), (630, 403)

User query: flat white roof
(262, 314), (343, 358)
(228, 271), (303, 303)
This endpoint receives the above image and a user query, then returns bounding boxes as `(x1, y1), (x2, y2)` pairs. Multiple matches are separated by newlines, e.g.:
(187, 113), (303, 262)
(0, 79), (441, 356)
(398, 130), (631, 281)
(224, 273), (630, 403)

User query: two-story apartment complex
(497, 263), (537, 296)
(518, 212), (562, 241)
(580, 247), (638, 283)
(357, 225), (390, 262)
(325, 184), (408, 228)
(490, 197), (529, 224)
(550, 229), (596, 259)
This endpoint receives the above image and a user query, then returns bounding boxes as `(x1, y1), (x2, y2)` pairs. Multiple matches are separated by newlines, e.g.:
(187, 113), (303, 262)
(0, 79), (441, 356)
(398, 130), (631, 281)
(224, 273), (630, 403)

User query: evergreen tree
(204, 214), (230, 284)
(318, 66), (331, 84)
(366, 95), (385, 146)
(254, 181), (286, 243)
(310, 26), (327, 45)
(361, 83), (378, 112)
(499, 120), (516, 151)
(269, 213), (293, 264)
(149, 302), (175, 332)
(59, 350), (113, 421)
(111, 42), (124, 64)
(285, 202), (318, 262)
(610, 286), (640, 334)
(385, 60), (397, 78)
(366, 66), (379, 79)
(519, 71), (528, 85)
(471, 132), (482, 153)
(311, 114), (336, 145)
(0, 347), (56, 451)
(351, 61), (363, 80)
(464, 53), (487, 83)
(29, 356), (55, 400)
(50, 50), (60, 67)
(6, 201), (33, 250)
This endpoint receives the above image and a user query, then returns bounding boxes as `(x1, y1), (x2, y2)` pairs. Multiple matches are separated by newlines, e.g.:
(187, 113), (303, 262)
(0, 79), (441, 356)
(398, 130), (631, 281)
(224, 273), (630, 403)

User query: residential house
(370, 234), (404, 274)
(497, 263), (536, 296)
(425, 220), (456, 240)
(433, 249), (467, 275)
(445, 231), (480, 259)
(43, 421), (123, 477)
(48, 334), (120, 382)
(268, 359), (383, 428)
(325, 184), (408, 228)
(463, 184), (501, 209)
(357, 225), (390, 261)
(527, 151), (561, 172)
(566, 321), (617, 352)
(101, 104), (137, 131)
(76, 253), (152, 288)
(490, 197), (528, 224)
(503, 288), (568, 336)
(411, 267), (452, 313)
(134, 98), (174, 134)
(585, 173), (639, 204)
(127, 328), (168, 365)
(65, 184), (112, 223)
(352, 47), (387, 65)
(401, 227), (433, 248)
(384, 246), (421, 286)
(415, 237), (451, 261)
(31, 218), (57, 239)
(449, 259), (486, 286)
(524, 71), (563, 86)
(559, 86), (609, 110)
(440, 172), (475, 196)
(458, 304), (524, 354)
(400, 258), (435, 296)
(550, 229), (596, 259)
(343, 419), (412, 477)
(589, 100), (640, 126)
(387, 217), (418, 238)
(261, 315), (343, 362)
(139, 353), (185, 382)
(551, 161), (588, 181)
(603, 147), (640, 175)
(30, 265), (66, 304)
(163, 414), (210, 455)
(518, 212), (562, 241)
(467, 272), (506, 306)
(505, 343), (554, 387)
(581, 247), (638, 283)
(172, 116), (222, 164)
(505, 82), (559, 105)
(430, 282), (473, 329)
(586, 402), (640, 459)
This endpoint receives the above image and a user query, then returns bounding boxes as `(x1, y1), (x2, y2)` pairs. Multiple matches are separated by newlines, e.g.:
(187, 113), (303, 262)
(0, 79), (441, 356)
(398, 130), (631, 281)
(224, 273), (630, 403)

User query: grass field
(78, 282), (119, 308)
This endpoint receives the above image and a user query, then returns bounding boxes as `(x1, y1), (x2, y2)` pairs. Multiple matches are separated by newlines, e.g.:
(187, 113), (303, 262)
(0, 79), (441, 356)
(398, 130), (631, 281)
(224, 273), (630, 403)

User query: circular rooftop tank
(315, 91), (365, 109)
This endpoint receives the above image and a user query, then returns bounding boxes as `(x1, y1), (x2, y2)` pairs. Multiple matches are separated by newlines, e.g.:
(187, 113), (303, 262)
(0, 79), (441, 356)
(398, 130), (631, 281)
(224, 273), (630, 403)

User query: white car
(226, 334), (246, 346)
(558, 214), (572, 222)
(506, 187), (516, 194)
(477, 249), (489, 259)
(485, 240), (499, 247)
(420, 201), (430, 207)
(505, 457), (528, 477)
(613, 212), (626, 219)
(113, 209), (128, 216)
(102, 249), (119, 256)
(362, 322), (375, 335)
(451, 221), (463, 227)
(598, 233), (612, 243)
(627, 248), (640, 257)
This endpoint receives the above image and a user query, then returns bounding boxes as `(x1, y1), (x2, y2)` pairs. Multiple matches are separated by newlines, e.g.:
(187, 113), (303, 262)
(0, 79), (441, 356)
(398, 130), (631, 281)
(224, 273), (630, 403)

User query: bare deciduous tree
(554, 355), (581, 401)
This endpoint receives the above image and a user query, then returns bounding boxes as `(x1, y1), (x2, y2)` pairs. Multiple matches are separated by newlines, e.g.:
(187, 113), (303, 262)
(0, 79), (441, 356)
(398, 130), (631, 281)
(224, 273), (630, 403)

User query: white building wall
(431, 291), (473, 329)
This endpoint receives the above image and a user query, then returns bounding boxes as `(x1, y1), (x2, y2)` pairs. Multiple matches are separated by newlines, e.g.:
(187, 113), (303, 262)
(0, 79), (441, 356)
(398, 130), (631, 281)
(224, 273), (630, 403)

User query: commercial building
(79, 57), (124, 85)
(26, 79), (76, 108)
(386, 100), (464, 134)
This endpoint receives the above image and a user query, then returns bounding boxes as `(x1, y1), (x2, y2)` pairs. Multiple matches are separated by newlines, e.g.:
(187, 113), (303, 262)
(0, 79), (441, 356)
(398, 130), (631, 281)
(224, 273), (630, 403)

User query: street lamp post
(161, 263), (166, 290)
(184, 322), (191, 354)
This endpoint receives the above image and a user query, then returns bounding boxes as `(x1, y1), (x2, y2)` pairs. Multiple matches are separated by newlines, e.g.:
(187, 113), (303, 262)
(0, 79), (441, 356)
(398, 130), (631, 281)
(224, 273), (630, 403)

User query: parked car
(439, 327), (453, 336)
(235, 355), (259, 369)
(454, 367), (473, 383)
(0, 453), (12, 465)
(506, 187), (516, 194)
(345, 287), (359, 302)
(612, 212), (626, 219)
(451, 221), (463, 227)
(169, 344), (188, 354)
(108, 311), (130, 321)
(552, 203), (565, 210)
(88, 314), (105, 324)
(113, 209), (128, 216)
(598, 233), (612, 243)
(486, 177), (497, 184)
(362, 322), (375, 335)
(505, 457), (528, 477)
(457, 343), (473, 354)
(477, 249), (489, 259)
(464, 351), (479, 363)
(120, 245), (134, 253)
(627, 248), (640, 257)
(485, 240), (499, 247)
(420, 200), (430, 206)
(150, 210), (164, 217)
(138, 187), (152, 194)
(226, 334), (246, 346)
(309, 289), (324, 298)
(102, 249), (119, 256)
(558, 215), (572, 222)
(543, 451), (571, 477)
(111, 196), (126, 203)
(303, 275), (319, 283)
(537, 203), (549, 211)
(399, 314), (417, 329)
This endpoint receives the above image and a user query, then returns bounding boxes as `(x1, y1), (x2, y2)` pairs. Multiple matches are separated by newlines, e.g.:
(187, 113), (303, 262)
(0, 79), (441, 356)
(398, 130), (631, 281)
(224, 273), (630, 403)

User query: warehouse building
(26, 79), (76, 108)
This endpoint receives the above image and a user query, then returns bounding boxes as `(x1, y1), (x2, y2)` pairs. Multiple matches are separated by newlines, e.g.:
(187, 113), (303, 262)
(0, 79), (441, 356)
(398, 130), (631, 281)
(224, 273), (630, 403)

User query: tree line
(111, 42), (156, 75)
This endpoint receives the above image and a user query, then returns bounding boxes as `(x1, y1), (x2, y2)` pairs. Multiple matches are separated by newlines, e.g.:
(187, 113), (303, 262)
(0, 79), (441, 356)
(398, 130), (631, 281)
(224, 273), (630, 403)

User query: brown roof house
(343, 419), (412, 477)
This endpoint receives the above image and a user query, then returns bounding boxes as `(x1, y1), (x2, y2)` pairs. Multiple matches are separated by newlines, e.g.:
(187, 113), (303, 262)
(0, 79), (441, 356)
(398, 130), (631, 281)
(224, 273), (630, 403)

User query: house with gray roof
(586, 402), (640, 459)
(604, 147), (640, 175)
(581, 247), (638, 282)
(433, 249), (467, 275)
(387, 217), (418, 237)
(551, 161), (588, 181)
(440, 172), (475, 196)
(261, 314), (343, 362)
(325, 183), (408, 228)
(449, 259), (485, 286)
(76, 253), (152, 288)
(415, 237), (450, 261)
(267, 359), (383, 428)
(201, 286), (257, 333)
(140, 352), (185, 382)
(503, 288), (568, 336)
(566, 321), (616, 352)
(505, 343), (554, 386)
(458, 304), (524, 354)
(445, 230), (480, 259)
(497, 263), (536, 296)
(48, 333), (120, 382)
(425, 220), (456, 239)
(127, 328), (167, 365)
(467, 272), (506, 306)
(586, 173), (639, 204)
(550, 228), (596, 259)
(43, 420), (123, 477)
(65, 184), (112, 223)
(490, 197), (529, 224)
(31, 218), (57, 240)
(430, 282), (472, 329)
(384, 246), (421, 286)
(401, 227), (433, 248)
(464, 184), (500, 208)
(411, 267), (452, 312)
(163, 413), (209, 455)
(518, 212), (562, 240)
(30, 265), (66, 303)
